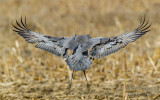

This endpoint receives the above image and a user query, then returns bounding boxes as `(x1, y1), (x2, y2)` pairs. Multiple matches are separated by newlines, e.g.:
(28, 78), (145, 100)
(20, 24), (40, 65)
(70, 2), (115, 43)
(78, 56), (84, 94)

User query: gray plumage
(13, 17), (151, 89)
(66, 44), (92, 71)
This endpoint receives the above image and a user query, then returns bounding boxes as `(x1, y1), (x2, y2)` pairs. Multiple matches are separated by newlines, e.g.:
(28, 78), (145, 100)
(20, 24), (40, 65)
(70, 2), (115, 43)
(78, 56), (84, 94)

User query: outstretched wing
(13, 17), (71, 58)
(90, 17), (151, 59)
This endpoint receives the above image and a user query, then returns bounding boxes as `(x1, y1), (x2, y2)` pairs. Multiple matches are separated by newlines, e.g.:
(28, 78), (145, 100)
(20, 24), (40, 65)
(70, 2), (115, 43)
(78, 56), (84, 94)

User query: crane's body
(13, 17), (151, 89)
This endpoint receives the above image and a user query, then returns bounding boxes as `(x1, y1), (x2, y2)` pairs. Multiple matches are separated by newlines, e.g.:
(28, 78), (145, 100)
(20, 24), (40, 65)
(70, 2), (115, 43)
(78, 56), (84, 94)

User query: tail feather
(65, 54), (92, 71)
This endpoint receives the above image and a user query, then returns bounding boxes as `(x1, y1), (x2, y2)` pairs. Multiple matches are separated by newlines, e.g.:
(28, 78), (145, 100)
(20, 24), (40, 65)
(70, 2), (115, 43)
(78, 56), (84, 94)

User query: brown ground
(0, 0), (160, 99)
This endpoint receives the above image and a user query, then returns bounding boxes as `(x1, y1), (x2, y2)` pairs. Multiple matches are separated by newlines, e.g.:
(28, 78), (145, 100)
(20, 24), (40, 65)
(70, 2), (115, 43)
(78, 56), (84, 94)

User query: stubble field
(0, 0), (160, 99)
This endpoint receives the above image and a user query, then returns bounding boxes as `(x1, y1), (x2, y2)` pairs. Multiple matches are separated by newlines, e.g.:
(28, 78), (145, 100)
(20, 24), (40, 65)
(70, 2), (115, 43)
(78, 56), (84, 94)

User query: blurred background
(0, 0), (160, 99)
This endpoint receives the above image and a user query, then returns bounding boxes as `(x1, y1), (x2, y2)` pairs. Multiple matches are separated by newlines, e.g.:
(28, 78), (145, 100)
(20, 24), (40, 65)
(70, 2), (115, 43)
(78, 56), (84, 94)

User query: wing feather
(13, 17), (71, 58)
(90, 17), (151, 59)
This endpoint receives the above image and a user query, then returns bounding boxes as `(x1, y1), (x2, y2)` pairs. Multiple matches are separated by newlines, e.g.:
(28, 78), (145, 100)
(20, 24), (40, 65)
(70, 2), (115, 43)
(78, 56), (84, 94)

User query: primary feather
(13, 17), (72, 58)
(89, 17), (151, 58)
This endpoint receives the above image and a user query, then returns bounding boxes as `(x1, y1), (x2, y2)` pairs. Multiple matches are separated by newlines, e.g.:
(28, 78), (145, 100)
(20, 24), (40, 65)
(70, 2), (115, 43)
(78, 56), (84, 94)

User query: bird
(12, 16), (151, 89)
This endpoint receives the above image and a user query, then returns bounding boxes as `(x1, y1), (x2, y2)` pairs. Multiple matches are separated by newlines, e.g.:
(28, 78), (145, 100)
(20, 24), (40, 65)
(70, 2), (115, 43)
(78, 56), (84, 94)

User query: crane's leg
(67, 70), (74, 89)
(83, 70), (90, 89)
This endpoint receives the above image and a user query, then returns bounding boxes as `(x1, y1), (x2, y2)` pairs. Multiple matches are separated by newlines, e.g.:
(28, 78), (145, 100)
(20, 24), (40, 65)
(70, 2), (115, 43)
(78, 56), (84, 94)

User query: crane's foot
(67, 83), (72, 90)
(87, 84), (90, 89)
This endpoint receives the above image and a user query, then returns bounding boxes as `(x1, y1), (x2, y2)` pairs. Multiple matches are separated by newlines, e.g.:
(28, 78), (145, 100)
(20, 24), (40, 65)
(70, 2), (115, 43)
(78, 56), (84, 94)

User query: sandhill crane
(13, 17), (151, 89)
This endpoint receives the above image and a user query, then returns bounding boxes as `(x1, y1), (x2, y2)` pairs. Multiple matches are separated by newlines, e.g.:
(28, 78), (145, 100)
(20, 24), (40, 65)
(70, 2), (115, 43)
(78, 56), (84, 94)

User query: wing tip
(12, 16), (30, 33)
(137, 16), (151, 33)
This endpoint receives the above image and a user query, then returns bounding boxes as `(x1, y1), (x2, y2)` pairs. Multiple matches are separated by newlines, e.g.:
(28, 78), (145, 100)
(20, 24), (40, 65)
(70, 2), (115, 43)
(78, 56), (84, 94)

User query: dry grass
(0, 0), (160, 99)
